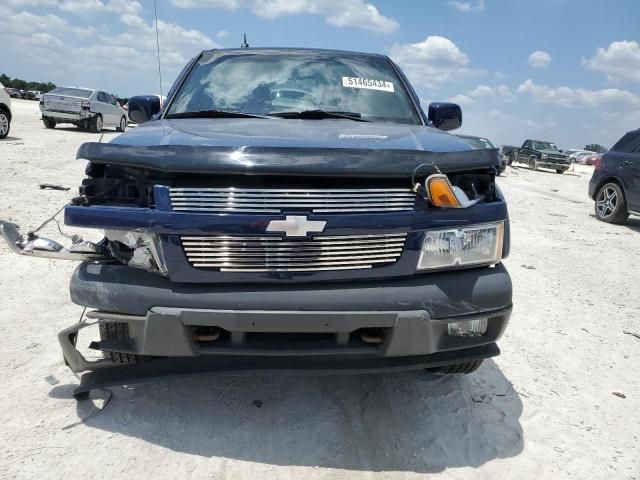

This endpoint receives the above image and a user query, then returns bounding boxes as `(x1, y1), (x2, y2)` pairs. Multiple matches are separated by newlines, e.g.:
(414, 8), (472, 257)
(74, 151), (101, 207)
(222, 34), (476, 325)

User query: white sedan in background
(40, 87), (127, 133)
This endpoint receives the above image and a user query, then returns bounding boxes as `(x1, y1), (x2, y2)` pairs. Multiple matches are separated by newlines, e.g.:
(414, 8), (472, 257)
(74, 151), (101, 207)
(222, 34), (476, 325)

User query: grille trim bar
(170, 187), (416, 214)
(181, 233), (407, 272)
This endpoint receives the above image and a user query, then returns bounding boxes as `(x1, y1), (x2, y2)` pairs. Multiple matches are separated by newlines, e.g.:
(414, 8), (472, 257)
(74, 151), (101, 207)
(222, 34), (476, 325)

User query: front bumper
(62, 262), (512, 373)
(538, 159), (570, 169)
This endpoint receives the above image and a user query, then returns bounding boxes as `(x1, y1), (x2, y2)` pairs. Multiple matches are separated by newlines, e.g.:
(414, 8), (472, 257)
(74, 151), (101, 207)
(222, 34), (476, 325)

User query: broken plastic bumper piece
(0, 221), (109, 261)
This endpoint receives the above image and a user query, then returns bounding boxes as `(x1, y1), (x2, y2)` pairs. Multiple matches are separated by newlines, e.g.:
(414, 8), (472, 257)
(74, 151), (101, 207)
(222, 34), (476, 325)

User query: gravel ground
(1, 99), (638, 479)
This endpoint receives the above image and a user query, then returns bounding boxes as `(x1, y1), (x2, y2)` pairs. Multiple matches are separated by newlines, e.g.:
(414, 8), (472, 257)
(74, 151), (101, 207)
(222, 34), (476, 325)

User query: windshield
(460, 136), (494, 149)
(166, 51), (421, 124)
(48, 87), (92, 98)
(533, 141), (559, 151)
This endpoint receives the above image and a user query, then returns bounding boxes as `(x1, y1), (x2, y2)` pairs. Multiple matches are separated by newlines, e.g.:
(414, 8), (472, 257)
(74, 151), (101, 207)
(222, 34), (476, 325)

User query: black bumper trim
(71, 343), (500, 399)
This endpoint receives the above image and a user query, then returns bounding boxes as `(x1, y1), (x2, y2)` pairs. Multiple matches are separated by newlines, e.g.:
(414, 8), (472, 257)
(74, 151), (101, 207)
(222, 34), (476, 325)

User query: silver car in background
(40, 87), (127, 133)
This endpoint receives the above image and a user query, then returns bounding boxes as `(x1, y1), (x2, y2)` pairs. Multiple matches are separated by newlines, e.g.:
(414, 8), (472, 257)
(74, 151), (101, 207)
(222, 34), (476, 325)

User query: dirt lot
(0, 98), (638, 479)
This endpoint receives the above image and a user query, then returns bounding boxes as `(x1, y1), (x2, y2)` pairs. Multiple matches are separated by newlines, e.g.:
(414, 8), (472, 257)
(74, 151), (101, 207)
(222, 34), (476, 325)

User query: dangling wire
(30, 204), (69, 235)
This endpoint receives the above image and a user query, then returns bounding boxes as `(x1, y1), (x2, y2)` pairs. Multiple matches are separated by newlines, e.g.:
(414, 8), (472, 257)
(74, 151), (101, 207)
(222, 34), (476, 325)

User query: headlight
(417, 222), (504, 271)
(104, 230), (168, 275)
(541, 154), (548, 160)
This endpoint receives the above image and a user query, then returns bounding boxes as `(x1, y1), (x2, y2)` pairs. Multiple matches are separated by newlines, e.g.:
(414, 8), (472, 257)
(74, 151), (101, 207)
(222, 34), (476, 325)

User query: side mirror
(128, 95), (161, 124)
(428, 102), (462, 131)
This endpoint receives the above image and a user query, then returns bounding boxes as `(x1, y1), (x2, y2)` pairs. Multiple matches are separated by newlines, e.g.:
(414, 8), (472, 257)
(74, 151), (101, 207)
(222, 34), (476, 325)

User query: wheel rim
(120, 117), (126, 130)
(530, 158), (537, 170)
(0, 114), (8, 135)
(596, 186), (618, 218)
(97, 116), (102, 131)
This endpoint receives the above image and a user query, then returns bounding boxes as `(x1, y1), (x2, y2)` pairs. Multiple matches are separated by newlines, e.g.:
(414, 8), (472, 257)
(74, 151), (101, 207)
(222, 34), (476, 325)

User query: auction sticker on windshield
(342, 77), (394, 93)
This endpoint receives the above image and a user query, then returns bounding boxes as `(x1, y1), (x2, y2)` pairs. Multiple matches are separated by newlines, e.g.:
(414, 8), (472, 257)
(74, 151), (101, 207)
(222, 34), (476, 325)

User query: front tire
(427, 359), (484, 375)
(89, 114), (103, 133)
(595, 182), (628, 224)
(116, 116), (127, 132)
(99, 322), (140, 364)
(529, 156), (539, 171)
(0, 110), (10, 138)
(43, 117), (56, 129)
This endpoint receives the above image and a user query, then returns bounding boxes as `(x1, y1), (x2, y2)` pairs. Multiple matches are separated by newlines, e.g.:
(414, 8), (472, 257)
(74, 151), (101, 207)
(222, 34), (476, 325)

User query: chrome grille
(169, 187), (416, 213)
(180, 233), (407, 272)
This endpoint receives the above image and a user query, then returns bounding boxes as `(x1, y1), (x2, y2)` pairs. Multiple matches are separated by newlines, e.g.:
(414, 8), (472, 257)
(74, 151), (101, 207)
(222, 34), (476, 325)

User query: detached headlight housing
(418, 222), (504, 271)
(104, 229), (168, 275)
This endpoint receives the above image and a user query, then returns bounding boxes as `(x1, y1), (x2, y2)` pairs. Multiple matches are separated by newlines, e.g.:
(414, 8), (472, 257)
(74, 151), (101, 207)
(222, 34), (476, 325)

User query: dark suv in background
(589, 129), (640, 223)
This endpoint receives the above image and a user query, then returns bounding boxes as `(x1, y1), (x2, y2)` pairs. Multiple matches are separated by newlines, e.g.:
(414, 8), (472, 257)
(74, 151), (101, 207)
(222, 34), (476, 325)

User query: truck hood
(78, 118), (499, 178)
(113, 118), (471, 152)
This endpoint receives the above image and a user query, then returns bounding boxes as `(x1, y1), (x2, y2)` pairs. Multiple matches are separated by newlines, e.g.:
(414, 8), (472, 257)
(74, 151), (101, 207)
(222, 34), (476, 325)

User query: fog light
(447, 318), (488, 337)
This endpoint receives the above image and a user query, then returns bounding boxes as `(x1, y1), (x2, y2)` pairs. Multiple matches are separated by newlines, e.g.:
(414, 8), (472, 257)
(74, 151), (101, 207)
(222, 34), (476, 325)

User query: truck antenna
(153, 0), (163, 98)
(241, 33), (249, 48)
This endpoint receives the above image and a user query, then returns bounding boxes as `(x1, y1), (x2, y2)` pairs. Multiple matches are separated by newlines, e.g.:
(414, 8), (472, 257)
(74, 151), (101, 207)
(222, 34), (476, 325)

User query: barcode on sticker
(342, 77), (394, 93)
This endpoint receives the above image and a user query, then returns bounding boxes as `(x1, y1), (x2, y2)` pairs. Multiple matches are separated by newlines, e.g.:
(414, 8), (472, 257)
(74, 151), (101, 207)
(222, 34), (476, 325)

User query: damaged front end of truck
(1, 141), (511, 394)
(1, 48), (512, 397)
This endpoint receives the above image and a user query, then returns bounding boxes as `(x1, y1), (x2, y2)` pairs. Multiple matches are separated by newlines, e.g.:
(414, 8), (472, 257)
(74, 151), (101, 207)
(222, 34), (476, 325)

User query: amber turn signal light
(426, 174), (462, 208)
(425, 174), (483, 209)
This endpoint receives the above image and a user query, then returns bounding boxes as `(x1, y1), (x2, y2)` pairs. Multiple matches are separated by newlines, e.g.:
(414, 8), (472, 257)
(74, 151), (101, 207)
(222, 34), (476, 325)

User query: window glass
(48, 87), (92, 98)
(611, 131), (640, 153)
(167, 51), (421, 124)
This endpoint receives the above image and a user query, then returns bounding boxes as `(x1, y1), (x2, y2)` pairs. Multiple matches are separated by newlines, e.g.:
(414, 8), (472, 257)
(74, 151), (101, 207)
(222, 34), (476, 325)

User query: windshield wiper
(165, 109), (270, 120)
(267, 110), (371, 122)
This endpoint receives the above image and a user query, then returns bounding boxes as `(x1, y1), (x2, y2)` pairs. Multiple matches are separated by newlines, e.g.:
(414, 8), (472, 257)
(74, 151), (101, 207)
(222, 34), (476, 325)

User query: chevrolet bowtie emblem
(266, 215), (327, 237)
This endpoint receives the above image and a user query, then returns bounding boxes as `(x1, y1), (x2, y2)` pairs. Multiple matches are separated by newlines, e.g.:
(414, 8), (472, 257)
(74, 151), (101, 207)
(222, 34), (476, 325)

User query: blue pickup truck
(1, 48), (512, 391)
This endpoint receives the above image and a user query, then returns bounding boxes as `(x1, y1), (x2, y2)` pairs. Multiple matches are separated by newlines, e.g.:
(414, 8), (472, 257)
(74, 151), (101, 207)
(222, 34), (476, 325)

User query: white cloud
(582, 40), (640, 83)
(171, 0), (398, 33)
(31, 32), (63, 47)
(0, 6), (216, 95)
(447, 0), (485, 13)
(448, 94), (475, 106)
(216, 29), (229, 38)
(467, 84), (515, 101)
(170, 0), (239, 8)
(517, 79), (640, 108)
(6, 0), (57, 6)
(526, 119), (556, 129)
(0, 10), (67, 34)
(468, 84), (494, 97)
(58, 0), (142, 14)
(388, 35), (475, 89)
(528, 50), (551, 68)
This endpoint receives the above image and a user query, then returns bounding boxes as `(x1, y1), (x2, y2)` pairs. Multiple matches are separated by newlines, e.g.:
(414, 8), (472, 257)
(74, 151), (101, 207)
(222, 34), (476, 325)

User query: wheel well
(595, 177), (626, 200)
(0, 104), (11, 121)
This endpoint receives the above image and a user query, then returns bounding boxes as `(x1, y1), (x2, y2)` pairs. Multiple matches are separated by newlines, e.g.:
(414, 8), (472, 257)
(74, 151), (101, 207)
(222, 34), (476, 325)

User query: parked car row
(5, 88), (42, 100)
(565, 149), (597, 164)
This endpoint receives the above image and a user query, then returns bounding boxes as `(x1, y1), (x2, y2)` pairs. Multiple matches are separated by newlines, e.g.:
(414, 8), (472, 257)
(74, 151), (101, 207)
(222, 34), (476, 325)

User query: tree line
(0, 73), (56, 93)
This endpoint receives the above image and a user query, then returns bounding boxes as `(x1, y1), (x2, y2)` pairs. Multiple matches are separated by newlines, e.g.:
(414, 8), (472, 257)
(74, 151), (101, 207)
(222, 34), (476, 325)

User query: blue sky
(1, 0), (639, 148)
